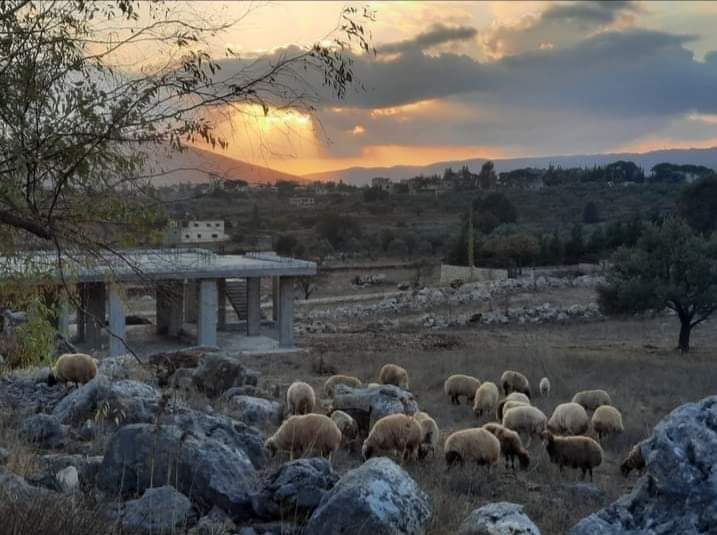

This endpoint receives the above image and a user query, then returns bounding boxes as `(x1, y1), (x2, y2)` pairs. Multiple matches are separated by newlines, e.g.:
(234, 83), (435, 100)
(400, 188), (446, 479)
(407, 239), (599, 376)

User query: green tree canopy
(676, 175), (717, 235)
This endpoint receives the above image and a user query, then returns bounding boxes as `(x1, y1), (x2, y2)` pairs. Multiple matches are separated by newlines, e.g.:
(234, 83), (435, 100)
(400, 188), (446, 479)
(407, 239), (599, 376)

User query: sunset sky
(144, 1), (717, 176)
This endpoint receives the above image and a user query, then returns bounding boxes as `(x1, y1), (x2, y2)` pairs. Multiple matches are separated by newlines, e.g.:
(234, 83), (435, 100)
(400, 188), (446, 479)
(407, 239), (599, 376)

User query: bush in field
(2, 299), (56, 369)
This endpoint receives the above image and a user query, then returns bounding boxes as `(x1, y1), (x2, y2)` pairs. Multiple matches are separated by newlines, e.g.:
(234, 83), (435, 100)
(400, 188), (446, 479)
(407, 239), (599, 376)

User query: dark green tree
(582, 201), (601, 224)
(676, 175), (717, 235)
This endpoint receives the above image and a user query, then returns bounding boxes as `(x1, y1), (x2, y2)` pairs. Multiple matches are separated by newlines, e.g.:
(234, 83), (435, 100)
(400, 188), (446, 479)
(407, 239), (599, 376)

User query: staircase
(224, 279), (248, 320)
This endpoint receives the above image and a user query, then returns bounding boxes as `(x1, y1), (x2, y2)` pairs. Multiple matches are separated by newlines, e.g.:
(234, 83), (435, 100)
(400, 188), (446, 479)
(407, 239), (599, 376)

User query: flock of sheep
(267, 364), (647, 482)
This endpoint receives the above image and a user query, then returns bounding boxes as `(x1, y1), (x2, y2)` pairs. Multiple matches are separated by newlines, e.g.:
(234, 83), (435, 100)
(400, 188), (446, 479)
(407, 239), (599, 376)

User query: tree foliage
(676, 175), (717, 235)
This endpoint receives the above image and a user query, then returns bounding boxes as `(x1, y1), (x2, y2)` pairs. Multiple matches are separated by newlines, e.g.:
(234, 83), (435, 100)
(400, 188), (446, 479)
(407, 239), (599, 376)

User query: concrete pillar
(247, 277), (261, 336)
(272, 277), (280, 322)
(217, 279), (227, 331)
(156, 284), (170, 335)
(108, 284), (126, 357)
(85, 282), (106, 348)
(75, 284), (87, 342)
(167, 282), (184, 338)
(197, 279), (218, 347)
(184, 281), (198, 323)
(278, 276), (295, 348)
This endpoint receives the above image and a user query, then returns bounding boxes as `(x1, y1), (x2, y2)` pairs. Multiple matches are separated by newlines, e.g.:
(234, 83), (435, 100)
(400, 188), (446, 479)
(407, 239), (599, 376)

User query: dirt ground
(242, 316), (717, 535)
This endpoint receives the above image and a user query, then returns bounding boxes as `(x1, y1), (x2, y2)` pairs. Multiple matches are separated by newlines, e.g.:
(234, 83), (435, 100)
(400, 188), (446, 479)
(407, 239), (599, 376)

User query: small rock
(78, 419), (96, 441)
(116, 486), (194, 534)
(20, 413), (64, 449)
(55, 466), (79, 493)
(458, 502), (540, 535)
(189, 506), (235, 535)
(224, 395), (282, 427)
(0, 447), (9, 465)
(193, 352), (251, 398)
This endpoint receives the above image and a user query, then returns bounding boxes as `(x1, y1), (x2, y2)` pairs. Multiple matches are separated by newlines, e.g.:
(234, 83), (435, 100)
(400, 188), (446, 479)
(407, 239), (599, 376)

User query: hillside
(304, 147), (717, 186)
(148, 145), (306, 186)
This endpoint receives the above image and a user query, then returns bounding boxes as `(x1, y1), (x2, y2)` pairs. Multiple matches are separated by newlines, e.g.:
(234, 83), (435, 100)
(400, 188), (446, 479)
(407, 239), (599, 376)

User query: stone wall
(440, 264), (509, 284)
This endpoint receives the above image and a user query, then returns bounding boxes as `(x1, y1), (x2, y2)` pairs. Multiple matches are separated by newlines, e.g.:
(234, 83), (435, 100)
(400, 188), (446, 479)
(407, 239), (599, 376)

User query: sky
(129, 1), (717, 176)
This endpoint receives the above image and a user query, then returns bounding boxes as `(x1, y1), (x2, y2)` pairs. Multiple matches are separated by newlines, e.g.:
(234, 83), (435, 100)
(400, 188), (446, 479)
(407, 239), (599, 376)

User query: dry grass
(244, 316), (717, 535)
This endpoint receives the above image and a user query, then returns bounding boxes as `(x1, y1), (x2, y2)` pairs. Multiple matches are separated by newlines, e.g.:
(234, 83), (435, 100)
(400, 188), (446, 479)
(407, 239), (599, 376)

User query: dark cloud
(542, 1), (640, 25)
(378, 23), (477, 55)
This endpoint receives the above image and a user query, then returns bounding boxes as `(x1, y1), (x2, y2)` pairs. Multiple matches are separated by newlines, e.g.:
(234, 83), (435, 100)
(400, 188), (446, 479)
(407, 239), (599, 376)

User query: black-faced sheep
(620, 442), (646, 477)
(324, 375), (362, 398)
(502, 405), (546, 445)
(414, 411), (440, 459)
(444, 428), (501, 469)
(548, 402), (589, 436)
(378, 363), (409, 390)
(444, 374), (481, 405)
(330, 410), (359, 448)
(47, 353), (97, 387)
(572, 389), (612, 412)
(543, 431), (603, 480)
(362, 413), (422, 462)
(286, 381), (316, 415)
(539, 377), (551, 397)
(496, 399), (529, 421)
(482, 423), (530, 470)
(500, 370), (531, 398)
(265, 414), (342, 460)
(473, 381), (499, 418)
(591, 405), (624, 440)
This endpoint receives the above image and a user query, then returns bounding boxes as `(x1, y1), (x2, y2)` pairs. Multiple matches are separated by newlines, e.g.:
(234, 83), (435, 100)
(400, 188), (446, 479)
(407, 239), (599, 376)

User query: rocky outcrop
(332, 384), (418, 434)
(223, 395), (282, 428)
(571, 396), (717, 534)
(252, 458), (339, 520)
(110, 486), (195, 534)
(304, 457), (432, 535)
(19, 413), (65, 449)
(192, 352), (255, 398)
(458, 502), (540, 535)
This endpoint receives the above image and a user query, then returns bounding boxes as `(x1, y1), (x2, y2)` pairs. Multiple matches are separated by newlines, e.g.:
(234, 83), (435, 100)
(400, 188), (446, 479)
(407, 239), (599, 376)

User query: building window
(207, 223), (212, 227)
(215, 223), (220, 227)
(211, 234), (218, 238)
(193, 223), (199, 227)
(184, 234), (190, 239)
(197, 234), (202, 239)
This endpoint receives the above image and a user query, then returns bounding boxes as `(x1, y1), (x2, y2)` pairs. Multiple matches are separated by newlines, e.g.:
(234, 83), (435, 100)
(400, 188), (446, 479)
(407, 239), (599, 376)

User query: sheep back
(444, 428), (500, 467)
(500, 370), (531, 398)
(572, 389), (612, 412)
(324, 375), (361, 398)
(266, 414), (341, 458)
(287, 381), (316, 415)
(548, 402), (589, 436)
(591, 405), (624, 438)
(473, 382), (499, 418)
(378, 364), (409, 390)
(362, 413), (421, 461)
(444, 374), (481, 405)
(52, 353), (97, 385)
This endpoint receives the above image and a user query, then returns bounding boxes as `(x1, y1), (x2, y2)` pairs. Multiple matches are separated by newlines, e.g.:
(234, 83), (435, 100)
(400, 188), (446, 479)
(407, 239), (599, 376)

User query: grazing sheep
(444, 374), (481, 405)
(572, 389), (612, 412)
(502, 405), (547, 444)
(591, 405), (624, 440)
(265, 414), (342, 460)
(47, 353), (97, 387)
(324, 375), (361, 398)
(620, 442), (646, 477)
(330, 410), (360, 448)
(286, 381), (316, 415)
(473, 381), (500, 418)
(543, 432), (603, 480)
(444, 428), (501, 469)
(496, 399), (529, 421)
(414, 411), (440, 459)
(539, 377), (551, 397)
(500, 370), (531, 398)
(548, 402), (590, 436)
(362, 413), (422, 462)
(505, 392), (531, 404)
(482, 423), (530, 470)
(378, 364), (409, 390)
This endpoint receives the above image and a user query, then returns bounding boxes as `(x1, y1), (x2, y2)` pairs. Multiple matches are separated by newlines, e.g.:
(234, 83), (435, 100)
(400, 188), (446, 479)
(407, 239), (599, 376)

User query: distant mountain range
(148, 146), (306, 186)
(302, 147), (717, 186)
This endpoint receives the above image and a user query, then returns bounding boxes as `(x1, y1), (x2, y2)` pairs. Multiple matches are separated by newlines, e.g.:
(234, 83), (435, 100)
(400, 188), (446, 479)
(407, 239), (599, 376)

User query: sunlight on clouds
(350, 125), (366, 136)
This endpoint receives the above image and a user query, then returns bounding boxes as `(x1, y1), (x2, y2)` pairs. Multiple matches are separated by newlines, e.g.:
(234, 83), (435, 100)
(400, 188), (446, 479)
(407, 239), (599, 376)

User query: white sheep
(378, 364), (409, 390)
(591, 405), (624, 440)
(362, 413), (422, 462)
(543, 431), (603, 481)
(330, 410), (360, 448)
(414, 411), (440, 459)
(444, 374), (481, 405)
(500, 370), (531, 398)
(502, 405), (546, 445)
(496, 399), (530, 421)
(444, 428), (501, 469)
(548, 402), (589, 436)
(572, 389), (612, 412)
(47, 353), (97, 387)
(505, 392), (531, 404)
(265, 414), (342, 460)
(324, 375), (362, 398)
(473, 381), (499, 418)
(286, 381), (316, 415)
(539, 377), (551, 397)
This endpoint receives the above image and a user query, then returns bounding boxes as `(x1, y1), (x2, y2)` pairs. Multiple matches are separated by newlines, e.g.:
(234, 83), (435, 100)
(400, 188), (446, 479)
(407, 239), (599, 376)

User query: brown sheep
(620, 442), (646, 477)
(482, 423), (530, 470)
(548, 402), (590, 436)
(500, 370), (531, 398)
(572, 389), (612, 412)
(286, 381), (316, 415)
(414, 411), (440, 460)
(47, 353), (97, 387)
(502, 405), (547, 445)
(330, 410), (360, 448)
(444, 428), (501, 469)
(265, 414), (342, 460)
(473, 381), (499, 418)
(324, 375), (362, 398)
(378, 364), (409, 390)
(543, 431), (603, 480)
(444, 374), (481, 405)
(496, 399), (529, 421)
(362, 413), (422, 462)
(591, 405), (624, 440)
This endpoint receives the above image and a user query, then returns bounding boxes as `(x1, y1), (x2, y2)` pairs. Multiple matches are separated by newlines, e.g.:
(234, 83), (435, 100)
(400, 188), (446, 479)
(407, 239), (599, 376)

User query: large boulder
(223, 395), (282, 428)
(192, 352), (253, 398)
(304, 457), (432, 535)
(0, 470), (53, 500)
(19, 413), (65, 448)
(52, 376), (160, 427)
(97, 423), (258, 520)
(458, 502), (540, 535)
(571, 396), (717, 534)
(332, 384), (418, 434)
(111, 486), (194, 534)
(252, 458), (339, 520)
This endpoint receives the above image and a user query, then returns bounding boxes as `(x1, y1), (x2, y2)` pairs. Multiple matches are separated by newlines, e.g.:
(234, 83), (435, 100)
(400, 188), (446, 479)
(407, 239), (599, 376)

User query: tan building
(166, 220), (226, 245)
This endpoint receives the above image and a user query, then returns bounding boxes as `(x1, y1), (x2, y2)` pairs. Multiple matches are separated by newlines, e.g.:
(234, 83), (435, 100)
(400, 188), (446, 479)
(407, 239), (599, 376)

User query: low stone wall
(440, 264), (508, 284)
